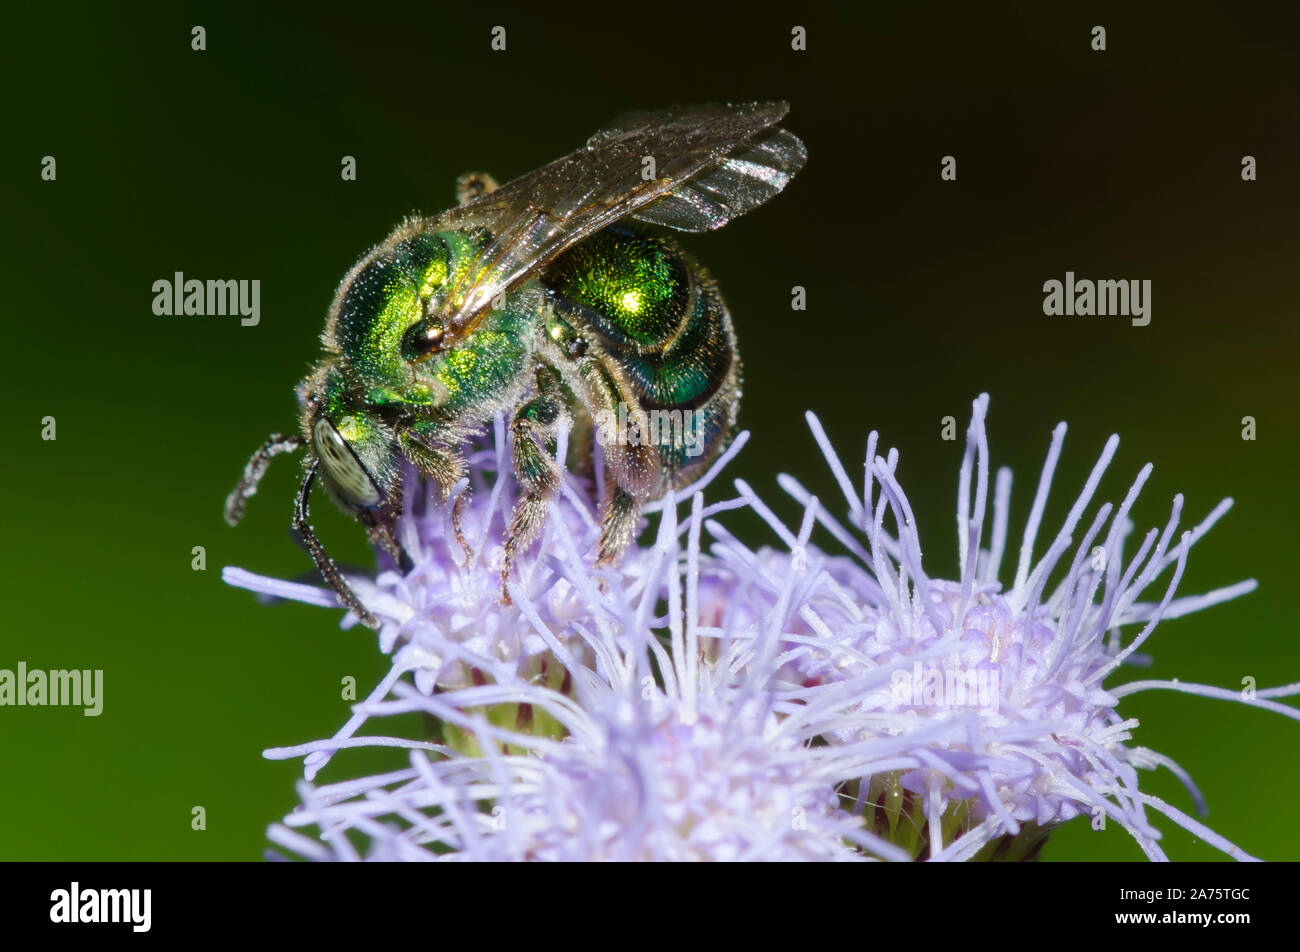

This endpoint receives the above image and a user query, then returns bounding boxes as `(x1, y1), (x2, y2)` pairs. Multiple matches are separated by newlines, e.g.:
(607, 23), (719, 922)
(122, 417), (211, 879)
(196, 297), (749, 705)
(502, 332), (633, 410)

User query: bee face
(298, 362), (401, 511)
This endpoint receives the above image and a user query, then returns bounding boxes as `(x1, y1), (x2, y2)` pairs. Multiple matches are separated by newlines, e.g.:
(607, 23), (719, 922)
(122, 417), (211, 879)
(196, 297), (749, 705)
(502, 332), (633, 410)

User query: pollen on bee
(337, 415), (362, 441)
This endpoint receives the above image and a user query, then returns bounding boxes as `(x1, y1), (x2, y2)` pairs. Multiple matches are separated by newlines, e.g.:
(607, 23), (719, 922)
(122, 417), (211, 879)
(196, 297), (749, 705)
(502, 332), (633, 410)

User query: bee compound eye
(312, 418), (381, 507)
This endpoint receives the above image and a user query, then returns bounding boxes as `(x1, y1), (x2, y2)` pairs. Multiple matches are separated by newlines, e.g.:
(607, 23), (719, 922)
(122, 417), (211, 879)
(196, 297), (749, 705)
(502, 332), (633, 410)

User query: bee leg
(358, 506), (413, 573)
(224, 433), (304, 526)
(449, 494), (470, 561)
(500, 385), (567, 604)
(294, 459), (380, 630)
(397, 430), (472, 561)
(596, 484), (640, 566)
(563, 354), (657, 567)
(455, 171), (499, 206)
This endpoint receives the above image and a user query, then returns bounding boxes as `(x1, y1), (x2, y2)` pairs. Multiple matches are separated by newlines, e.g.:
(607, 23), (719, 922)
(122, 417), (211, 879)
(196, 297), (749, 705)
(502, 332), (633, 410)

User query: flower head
(253, 447), (908, 861)
(701, 394), (1300, 859)
(227, 418), (672, 690)
(232, 397), (1300, 861)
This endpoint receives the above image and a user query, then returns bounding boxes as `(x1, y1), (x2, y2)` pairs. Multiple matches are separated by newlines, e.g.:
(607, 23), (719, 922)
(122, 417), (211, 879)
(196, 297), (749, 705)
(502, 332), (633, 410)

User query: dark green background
(5, 2), (1297, 860)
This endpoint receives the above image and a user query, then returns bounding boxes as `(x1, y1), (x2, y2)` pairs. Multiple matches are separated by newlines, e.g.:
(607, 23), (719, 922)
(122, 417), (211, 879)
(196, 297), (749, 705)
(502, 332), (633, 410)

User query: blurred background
(4, 1), (1297, 859)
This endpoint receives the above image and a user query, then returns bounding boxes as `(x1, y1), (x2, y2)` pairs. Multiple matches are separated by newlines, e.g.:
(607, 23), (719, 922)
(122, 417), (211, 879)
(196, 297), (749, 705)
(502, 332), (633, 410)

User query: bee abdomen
(544, 225), (736, 409)
(543, 225), (741, 490)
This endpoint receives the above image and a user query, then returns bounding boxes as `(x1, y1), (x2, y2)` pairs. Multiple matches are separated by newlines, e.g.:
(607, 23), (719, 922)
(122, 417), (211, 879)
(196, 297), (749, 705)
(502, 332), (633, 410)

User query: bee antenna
(292, 459), (381, 629)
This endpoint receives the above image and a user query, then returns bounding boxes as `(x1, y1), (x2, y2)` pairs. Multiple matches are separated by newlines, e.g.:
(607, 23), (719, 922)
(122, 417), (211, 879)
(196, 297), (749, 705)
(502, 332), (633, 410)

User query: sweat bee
(224, 101), (806, 628)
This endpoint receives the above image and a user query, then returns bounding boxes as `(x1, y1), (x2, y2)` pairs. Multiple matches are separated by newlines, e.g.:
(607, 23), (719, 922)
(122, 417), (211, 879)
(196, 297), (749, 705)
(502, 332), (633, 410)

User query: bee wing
(435, 101), (805, 338)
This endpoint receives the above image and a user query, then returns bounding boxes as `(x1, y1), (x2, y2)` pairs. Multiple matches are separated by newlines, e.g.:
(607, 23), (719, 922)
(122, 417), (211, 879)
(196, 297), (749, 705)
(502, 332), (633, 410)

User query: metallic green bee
(225, 102), (806, 628)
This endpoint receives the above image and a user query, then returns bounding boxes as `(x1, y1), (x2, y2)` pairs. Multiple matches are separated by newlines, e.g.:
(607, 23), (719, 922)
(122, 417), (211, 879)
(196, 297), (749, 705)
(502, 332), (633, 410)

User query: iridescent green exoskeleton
(224, 102), (806, 628)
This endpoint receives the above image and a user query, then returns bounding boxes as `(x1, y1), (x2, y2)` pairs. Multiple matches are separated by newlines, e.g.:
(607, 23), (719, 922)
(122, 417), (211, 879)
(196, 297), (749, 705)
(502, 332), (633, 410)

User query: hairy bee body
(226, 102), (803, 628)
(305, 221), (739, 503)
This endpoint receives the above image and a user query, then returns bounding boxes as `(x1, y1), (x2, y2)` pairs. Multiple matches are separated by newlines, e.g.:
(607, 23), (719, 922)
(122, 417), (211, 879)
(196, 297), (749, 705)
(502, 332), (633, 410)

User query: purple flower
(249, 430), (908, 860)
(231, 397), (1300, 861)
(701, 394), (1300, 859)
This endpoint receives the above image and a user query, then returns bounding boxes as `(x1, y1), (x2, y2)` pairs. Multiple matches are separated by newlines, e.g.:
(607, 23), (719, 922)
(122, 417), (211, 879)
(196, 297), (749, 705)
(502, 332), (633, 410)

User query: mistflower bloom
(699, 394), (1300, 860)
(250, 432), (910, 861)
(225, 417), (729, 699)
(233, 397), (1299, 862)
(267, 628), (905, 861)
